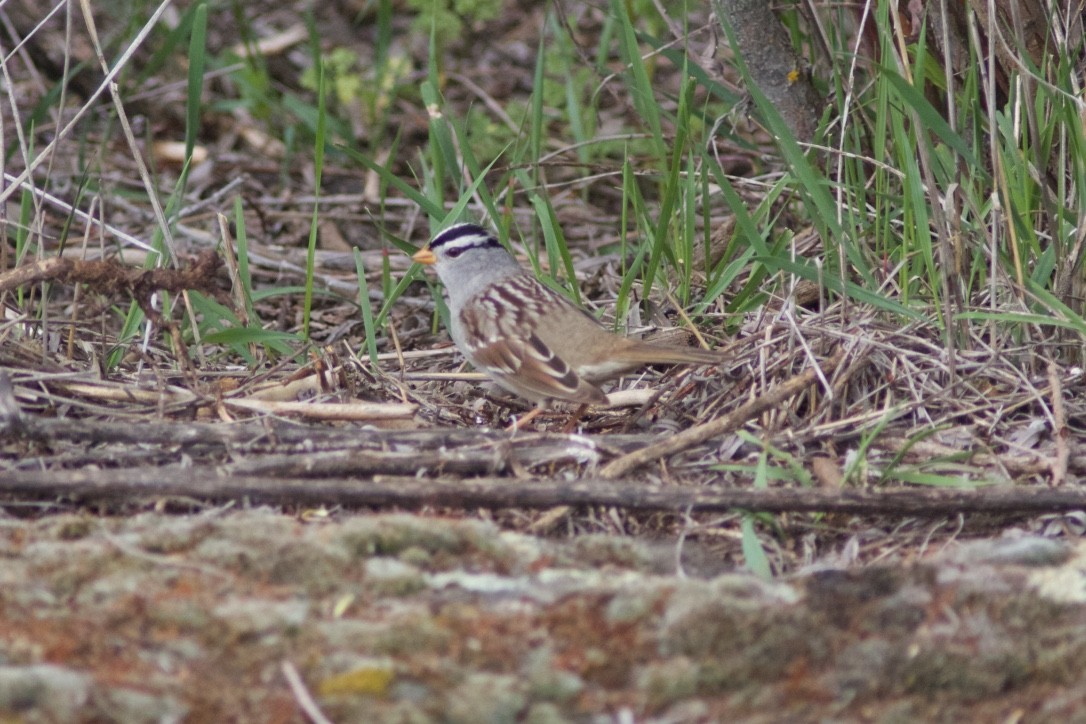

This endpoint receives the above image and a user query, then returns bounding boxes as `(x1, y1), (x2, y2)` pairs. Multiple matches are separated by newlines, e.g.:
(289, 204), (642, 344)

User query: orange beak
(412, 248), (436, 265)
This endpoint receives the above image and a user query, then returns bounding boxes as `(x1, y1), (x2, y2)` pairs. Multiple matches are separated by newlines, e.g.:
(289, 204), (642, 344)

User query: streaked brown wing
(468, 333), (607, 404)
(457, 274), (609, 404)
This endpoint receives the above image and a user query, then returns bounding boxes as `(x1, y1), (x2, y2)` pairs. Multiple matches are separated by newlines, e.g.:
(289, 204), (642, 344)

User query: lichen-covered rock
(0, 510), (1083, 721)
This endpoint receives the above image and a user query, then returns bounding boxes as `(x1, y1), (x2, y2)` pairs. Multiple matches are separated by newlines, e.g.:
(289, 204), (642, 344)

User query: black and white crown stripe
(429, 223), (503, 256)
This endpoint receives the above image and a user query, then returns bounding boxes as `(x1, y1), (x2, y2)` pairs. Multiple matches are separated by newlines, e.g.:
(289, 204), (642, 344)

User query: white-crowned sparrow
(412, 223), (720, 406)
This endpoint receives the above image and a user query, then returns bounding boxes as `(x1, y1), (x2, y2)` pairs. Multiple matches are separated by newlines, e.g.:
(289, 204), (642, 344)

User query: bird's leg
(560, 403), (589, 434)
(505, 404), (547, 432)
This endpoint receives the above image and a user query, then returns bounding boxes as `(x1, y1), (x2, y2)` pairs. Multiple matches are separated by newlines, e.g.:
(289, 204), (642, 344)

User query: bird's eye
(445, 247), (464, 259)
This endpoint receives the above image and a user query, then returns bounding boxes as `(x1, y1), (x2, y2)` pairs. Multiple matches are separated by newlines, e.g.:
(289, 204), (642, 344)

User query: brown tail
(618, 340), (723, 366)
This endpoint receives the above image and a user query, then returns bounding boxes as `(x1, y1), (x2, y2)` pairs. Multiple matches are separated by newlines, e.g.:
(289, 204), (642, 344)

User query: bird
(411, 223), (720, 411)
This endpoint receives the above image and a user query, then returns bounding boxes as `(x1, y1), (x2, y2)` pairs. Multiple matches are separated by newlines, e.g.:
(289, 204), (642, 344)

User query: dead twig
(600, 346), (848, 477)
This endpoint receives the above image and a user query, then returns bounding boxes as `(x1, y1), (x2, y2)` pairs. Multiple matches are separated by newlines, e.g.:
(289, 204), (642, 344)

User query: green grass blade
(184, 3), (208, 163)
(437, 152), (507, 229)
(421, 81), (461, 194)
(354, 249), (380, 364)
(338, 144), (443, 219)
(232, 196), (255, 322)
(741, 449), (773, 579)
(531, 194), (580, 305)
(881, 469), (1001, 488)
(530, 35), (546, 176)
(448, 112), (504, 226)
(610, 0), (662, 152)
(716, 14), (875, 289)
(202, 327), (299, 355)
(642, 75), (695, 303)
(251, 286), (337, 302)
(879, 66), (985, 175)
(740, 517), (772, 579)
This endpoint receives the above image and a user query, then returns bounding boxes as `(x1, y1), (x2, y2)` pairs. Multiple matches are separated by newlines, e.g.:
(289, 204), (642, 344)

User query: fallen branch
(8, 402), (1084, 480)
(0, 250), (222, 320)
(3, 414), (648, 476)
(2, 466), (1086, 515)
(5, 414), (647, 451)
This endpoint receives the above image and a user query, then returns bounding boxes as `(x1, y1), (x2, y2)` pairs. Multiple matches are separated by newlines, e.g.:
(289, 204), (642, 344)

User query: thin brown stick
(600, 347), (847, 477)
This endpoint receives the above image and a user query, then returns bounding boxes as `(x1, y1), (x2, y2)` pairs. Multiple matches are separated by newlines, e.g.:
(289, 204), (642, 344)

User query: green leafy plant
(405, 0), (503, 49)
